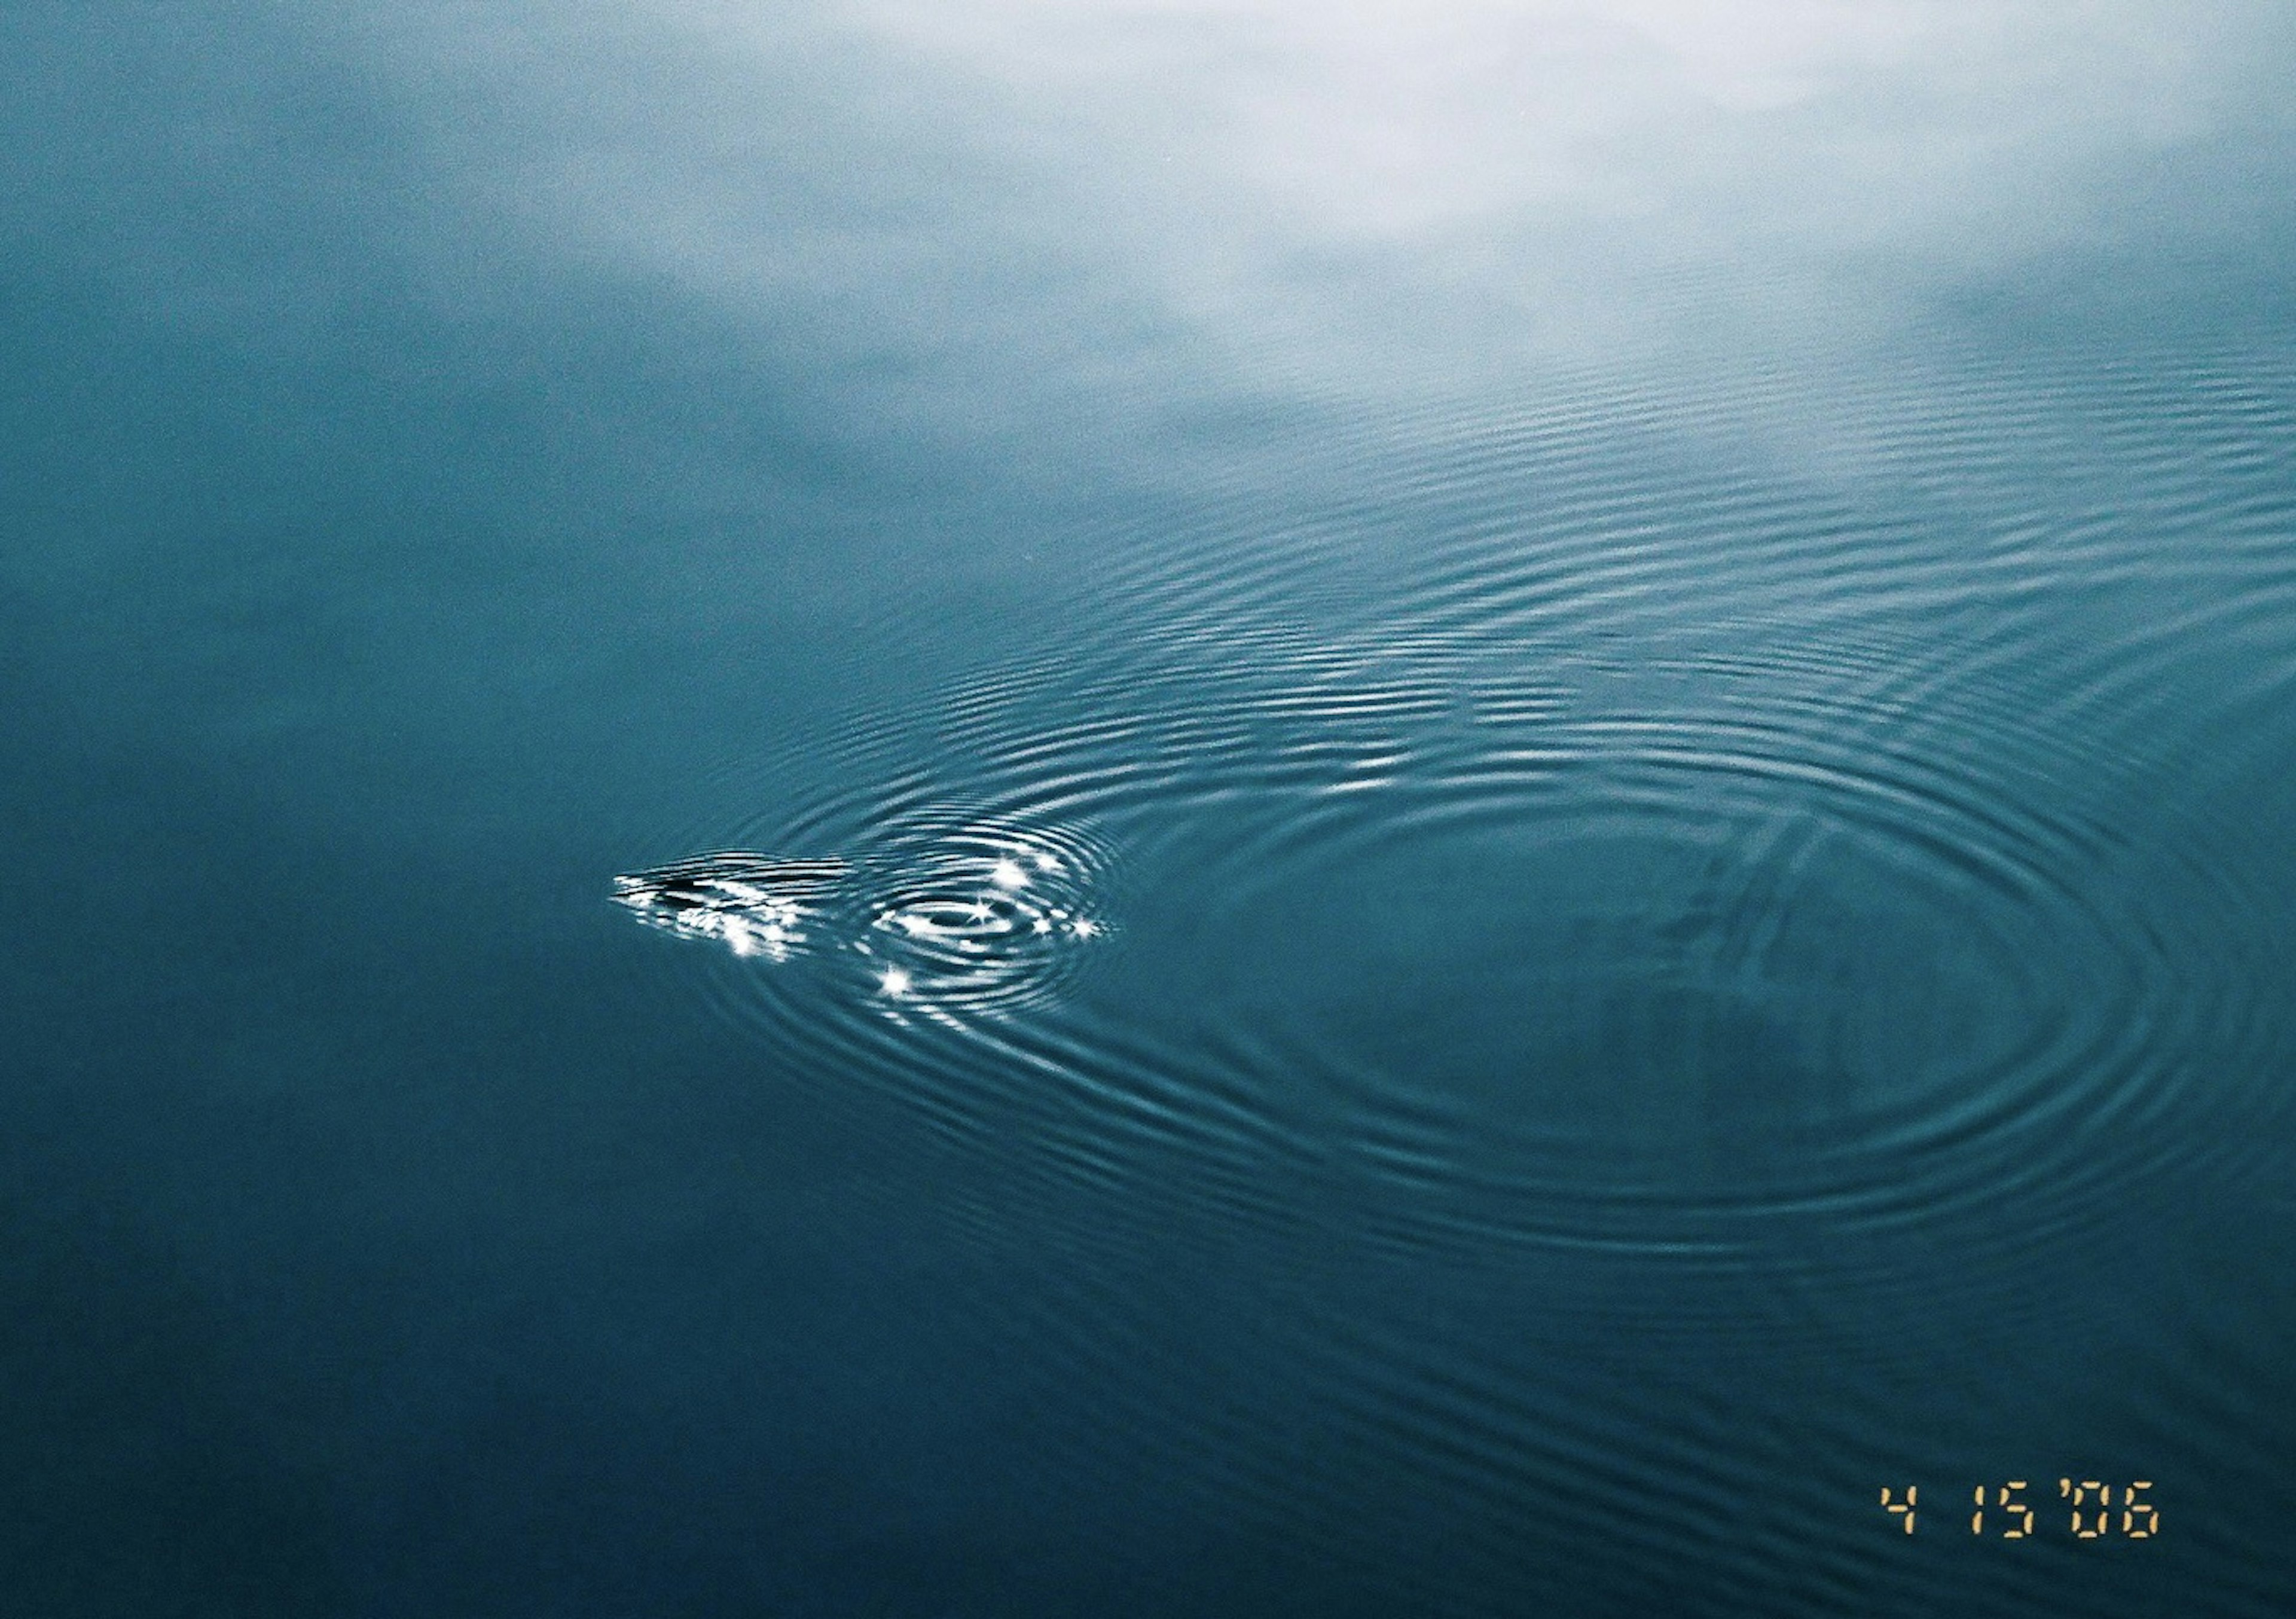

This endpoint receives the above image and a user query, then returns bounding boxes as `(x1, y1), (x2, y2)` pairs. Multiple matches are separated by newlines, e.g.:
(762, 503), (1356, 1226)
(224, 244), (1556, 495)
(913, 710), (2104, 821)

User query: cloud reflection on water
(334, 0), (2294, 463)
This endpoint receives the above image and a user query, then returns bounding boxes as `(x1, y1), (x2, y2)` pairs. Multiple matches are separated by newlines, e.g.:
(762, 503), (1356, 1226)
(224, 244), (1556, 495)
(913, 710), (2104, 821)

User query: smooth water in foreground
(5, 5), (2296, 1614)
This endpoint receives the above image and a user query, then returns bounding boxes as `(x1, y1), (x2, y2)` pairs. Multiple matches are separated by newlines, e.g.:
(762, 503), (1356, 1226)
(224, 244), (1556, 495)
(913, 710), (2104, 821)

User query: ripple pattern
(613, 325), (2296, 1278)
(847, 819), (1109, 1013)
(617, 820), (1110, 1018)
(594, 316), (2296, 1616)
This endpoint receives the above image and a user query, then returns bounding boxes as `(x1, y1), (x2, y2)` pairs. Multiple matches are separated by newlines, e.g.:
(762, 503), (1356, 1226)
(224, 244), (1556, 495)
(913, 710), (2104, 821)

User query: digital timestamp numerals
(1879, 1481), (2157, 1538)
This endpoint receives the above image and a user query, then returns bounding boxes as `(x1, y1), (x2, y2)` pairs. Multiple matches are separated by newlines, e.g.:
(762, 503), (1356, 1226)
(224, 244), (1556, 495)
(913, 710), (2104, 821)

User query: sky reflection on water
(4, 4), (2296, 1615)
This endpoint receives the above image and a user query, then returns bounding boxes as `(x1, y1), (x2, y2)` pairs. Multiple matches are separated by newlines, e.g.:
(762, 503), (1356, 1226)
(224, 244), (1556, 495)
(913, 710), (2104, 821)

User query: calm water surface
(5, 4), (2296, 1614)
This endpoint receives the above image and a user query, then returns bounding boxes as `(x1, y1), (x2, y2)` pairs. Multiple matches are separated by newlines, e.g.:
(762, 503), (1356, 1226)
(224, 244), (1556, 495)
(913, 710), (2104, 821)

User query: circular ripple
(619, 607), (2293, 1262)
(842, 818), (1110, 1012)
(1161, 726), (2147, 1240)
(1092, 630), (2289, 1259)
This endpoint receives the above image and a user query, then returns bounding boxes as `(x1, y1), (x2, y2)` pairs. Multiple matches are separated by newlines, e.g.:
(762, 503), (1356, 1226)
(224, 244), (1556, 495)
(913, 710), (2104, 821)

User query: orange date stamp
(1879, 1481), (2157, 1538)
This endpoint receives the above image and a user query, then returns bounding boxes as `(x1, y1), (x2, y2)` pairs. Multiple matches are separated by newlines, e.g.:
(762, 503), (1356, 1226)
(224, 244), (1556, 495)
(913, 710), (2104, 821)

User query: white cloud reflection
(341, 1), (2294, 457)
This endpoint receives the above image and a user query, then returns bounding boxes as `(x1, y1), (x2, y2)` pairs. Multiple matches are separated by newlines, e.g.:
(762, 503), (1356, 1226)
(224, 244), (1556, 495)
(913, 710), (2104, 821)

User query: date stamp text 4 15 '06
(1879, 1481), (2157, 1538)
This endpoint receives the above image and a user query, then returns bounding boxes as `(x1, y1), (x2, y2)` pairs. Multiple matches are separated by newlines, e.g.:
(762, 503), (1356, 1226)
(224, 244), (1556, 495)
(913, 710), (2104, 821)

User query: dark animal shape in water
(612, 853), (850, 960)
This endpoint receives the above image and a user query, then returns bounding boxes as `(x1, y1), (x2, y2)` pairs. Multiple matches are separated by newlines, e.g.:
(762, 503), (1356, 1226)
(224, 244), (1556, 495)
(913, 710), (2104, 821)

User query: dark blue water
(7, 5), (2296, 1614)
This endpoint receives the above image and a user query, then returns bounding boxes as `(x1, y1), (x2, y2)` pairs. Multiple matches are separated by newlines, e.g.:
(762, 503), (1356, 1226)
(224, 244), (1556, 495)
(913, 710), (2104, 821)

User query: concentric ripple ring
(616, 616), (2293, 1263)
